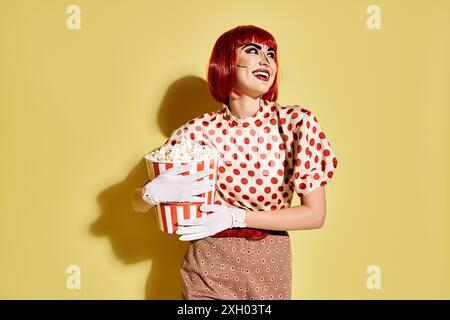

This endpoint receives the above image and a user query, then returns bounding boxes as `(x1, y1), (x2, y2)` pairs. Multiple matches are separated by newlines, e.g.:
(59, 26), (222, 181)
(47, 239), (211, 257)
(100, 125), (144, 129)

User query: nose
(259, 51), (270, 66)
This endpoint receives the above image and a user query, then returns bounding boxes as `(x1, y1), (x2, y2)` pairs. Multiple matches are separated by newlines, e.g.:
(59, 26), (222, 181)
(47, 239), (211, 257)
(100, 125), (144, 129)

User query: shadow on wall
(90, 76), (222, 299)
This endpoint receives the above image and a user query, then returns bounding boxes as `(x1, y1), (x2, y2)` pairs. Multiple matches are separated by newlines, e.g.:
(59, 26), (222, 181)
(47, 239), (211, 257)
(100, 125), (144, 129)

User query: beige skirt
(180, 232), (292, 300)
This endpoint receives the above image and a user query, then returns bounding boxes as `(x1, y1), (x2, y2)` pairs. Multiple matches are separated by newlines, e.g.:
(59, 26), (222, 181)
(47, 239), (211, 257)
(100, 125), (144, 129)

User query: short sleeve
(162, 121), (213, 149)
(163, 125), (190, 147)
(291, 109), (338, 198)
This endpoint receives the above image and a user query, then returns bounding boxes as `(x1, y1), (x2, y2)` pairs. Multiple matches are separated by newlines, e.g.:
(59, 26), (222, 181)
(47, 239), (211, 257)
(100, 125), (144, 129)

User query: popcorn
(143, 139), (220, 234)
(145, 140), (220, 163)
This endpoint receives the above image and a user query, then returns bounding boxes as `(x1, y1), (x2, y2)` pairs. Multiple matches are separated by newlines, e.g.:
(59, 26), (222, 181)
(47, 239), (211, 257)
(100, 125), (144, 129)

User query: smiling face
(233, 42), (278, 98)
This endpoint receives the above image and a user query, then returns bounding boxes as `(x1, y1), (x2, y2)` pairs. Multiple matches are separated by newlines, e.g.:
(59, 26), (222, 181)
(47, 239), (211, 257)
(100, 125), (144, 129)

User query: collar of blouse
(222, 99), (273, 127)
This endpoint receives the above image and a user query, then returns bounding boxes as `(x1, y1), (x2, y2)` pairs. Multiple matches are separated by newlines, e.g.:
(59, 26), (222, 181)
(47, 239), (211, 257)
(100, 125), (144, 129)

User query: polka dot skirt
(180, 233), (292, 300)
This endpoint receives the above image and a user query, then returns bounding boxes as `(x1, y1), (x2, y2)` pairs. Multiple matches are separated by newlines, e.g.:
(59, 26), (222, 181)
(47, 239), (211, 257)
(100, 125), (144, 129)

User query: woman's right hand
(141, 163), (215, 205)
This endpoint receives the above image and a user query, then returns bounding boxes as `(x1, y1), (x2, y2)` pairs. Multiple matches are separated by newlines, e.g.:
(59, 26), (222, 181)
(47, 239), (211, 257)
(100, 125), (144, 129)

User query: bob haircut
(207, 25), (279, 106)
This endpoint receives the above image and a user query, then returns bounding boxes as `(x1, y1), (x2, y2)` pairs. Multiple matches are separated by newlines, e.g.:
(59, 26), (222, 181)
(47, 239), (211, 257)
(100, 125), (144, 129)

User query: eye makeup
(245, 47), (275, 59)
(241, 43), (276, 57)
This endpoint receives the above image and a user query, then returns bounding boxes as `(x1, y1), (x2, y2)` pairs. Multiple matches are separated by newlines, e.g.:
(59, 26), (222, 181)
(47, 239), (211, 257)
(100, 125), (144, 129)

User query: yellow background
(1, 0), (449, 299)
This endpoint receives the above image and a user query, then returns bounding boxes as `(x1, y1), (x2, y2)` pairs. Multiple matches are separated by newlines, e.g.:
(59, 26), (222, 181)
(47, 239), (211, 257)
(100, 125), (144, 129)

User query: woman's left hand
(176, 204), (246, 241)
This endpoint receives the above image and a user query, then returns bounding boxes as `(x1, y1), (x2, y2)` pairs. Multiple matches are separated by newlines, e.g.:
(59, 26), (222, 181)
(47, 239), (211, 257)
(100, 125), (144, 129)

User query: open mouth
(252, 69), (270, 82)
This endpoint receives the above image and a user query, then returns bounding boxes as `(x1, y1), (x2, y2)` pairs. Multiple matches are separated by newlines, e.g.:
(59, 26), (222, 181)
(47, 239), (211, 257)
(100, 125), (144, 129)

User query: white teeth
(253, 71), (269, 78)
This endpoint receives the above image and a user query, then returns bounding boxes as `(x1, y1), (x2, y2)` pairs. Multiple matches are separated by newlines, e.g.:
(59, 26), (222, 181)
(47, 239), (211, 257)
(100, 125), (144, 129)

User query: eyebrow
(242, 43), (275, 53)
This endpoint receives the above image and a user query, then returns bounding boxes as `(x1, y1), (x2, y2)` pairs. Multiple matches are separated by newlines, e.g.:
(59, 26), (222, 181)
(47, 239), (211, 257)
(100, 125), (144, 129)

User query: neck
(228, 93), (262, 119)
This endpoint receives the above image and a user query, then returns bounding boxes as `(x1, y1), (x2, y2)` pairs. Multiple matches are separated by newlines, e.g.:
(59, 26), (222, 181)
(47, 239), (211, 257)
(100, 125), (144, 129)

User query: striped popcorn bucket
(143, 155), (218, 234)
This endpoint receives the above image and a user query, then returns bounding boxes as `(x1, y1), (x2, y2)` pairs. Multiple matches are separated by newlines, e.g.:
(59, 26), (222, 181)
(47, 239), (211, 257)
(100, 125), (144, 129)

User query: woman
(132, 25), (338, 300)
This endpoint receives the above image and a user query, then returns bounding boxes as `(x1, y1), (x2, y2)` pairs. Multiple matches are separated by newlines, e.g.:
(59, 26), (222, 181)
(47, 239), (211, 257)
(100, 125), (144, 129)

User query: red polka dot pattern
(163, 100), (338, 208)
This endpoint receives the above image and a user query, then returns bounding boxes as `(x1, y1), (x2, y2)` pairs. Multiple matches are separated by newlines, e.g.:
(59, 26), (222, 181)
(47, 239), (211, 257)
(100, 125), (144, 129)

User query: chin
(238, 84), (270, 98)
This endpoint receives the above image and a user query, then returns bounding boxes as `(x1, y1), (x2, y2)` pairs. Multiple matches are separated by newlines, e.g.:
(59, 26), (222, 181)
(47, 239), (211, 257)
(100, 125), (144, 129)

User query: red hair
(207, 25), (279, 106)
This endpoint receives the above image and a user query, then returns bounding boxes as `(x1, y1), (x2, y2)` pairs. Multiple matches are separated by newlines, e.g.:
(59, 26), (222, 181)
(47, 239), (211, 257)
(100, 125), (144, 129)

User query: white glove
(141, 164), (215, 205)
(176, 204), (246, 241)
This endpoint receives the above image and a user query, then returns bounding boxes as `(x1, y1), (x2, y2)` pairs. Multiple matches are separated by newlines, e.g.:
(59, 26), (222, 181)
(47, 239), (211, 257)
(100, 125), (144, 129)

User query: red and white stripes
(145, 158), (218, 234)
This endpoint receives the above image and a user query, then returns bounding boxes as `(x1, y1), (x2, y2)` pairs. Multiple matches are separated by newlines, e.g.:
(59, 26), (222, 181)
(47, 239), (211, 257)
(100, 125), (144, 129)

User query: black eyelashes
(246, 48), (275, 59)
